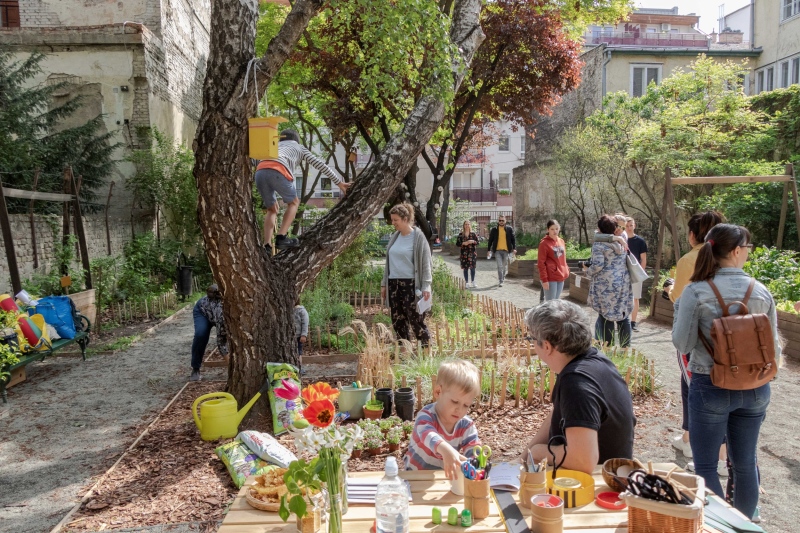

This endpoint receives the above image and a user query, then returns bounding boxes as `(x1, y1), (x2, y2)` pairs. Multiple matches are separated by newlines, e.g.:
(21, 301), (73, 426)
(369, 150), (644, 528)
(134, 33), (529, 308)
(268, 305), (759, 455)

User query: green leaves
(278, 457), (325, 522)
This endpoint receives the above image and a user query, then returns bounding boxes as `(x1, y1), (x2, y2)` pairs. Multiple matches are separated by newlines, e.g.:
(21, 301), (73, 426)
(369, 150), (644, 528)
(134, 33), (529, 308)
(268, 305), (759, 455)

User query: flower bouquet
(274, 380), (363, 533)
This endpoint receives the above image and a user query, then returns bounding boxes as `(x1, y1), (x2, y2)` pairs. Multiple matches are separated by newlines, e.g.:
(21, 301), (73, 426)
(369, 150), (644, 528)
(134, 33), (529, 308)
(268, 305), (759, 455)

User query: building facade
(752, 0), (800, 93)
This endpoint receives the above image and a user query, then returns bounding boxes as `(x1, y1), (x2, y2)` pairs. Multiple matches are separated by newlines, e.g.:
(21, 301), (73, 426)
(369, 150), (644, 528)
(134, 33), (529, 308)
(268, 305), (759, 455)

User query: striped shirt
(261, 140), (342, 184)
(404, 403), (480, 470)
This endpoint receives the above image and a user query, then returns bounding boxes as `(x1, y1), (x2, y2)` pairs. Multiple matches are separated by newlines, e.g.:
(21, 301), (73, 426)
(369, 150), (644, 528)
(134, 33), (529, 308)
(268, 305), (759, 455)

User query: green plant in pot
(378, 418), (394, 433)
(363, 399), (384, 420)
(386, 427), (403, 452)
(401, 420), (414, 437)
(364, 431), (384, 455)
(279, 458), (325, 533)
(350, 440), (364, 460)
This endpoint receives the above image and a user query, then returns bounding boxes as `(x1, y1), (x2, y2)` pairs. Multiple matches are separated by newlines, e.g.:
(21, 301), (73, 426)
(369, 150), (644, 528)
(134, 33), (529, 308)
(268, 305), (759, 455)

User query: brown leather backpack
(697, 278), (777, 390)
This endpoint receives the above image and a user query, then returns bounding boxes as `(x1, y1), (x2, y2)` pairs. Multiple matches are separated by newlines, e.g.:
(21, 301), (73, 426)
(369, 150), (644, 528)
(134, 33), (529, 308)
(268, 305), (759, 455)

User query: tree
(0, 52), (118, 213)
(193, 0), (484, 409)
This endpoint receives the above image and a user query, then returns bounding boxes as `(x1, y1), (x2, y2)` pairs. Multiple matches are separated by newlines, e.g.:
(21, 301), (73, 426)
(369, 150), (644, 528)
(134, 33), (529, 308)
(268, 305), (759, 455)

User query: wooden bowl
(602, 458), (644, 493)
(245, 487), (281, 512)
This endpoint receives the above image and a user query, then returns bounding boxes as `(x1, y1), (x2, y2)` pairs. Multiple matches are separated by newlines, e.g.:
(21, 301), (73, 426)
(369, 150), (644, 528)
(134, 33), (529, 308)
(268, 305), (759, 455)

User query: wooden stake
(464, 318), (470, 348)
(527, 371), (535, 406)
(499, 370), (509, 407)
(526, 343), (532, 366)
(514, 370), (521, 408)
(416, 377), (422, 411)
(538, 362), (545, 404)
(489, 368), (496, 408)
(402, 375), (407, 387)
(435, 323), (442, 354)
(316, 326), (322, 349)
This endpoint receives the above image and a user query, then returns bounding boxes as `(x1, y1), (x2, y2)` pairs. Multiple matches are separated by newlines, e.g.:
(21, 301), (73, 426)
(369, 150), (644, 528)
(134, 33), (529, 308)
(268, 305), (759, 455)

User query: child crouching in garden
(404, 360), (481, 479)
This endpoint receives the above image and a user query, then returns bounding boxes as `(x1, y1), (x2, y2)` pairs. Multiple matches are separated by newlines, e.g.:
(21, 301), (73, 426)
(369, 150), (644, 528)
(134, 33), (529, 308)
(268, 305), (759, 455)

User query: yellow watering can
(192, 382), (269, 441)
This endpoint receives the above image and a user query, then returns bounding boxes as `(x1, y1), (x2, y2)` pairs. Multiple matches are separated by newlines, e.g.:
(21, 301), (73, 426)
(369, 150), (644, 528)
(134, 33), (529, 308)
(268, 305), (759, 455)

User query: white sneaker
(499, 282), (504, 287)
(671, 435), (693, 458)
(471, 282), (478, 289)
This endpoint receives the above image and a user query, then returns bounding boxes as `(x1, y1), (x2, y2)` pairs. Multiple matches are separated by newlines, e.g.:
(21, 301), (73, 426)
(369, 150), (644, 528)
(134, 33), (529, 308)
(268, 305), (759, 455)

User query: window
(757, 70), (765, 93)
(793, 58), (800, 85)
(498, 173), (510, 189)
(646, 27), (657, 33)
(498, 135), (509, 152)
(766, 67), (774, 91)
(321, 177), (331, 190)
(0, 0), (20, 27)
(631, 64), (661, 97)
(780, 62), (790, 88)
(782, 0), (800, 20)
(520, 135), (526, 156)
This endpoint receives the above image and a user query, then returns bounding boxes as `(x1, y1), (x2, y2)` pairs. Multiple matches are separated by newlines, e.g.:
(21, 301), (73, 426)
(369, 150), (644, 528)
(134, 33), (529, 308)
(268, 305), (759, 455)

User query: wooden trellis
(0, 167), (92, 294)
(649, 164), (798, 316)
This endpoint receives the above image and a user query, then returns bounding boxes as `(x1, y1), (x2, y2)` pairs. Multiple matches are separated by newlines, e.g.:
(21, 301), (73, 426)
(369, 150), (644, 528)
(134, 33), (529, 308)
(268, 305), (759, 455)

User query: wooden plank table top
(219, 463), (684, 533)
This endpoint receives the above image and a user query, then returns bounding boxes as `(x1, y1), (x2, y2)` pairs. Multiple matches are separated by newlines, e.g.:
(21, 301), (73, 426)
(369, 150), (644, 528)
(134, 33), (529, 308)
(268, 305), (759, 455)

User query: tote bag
(626, 251), (649, 284)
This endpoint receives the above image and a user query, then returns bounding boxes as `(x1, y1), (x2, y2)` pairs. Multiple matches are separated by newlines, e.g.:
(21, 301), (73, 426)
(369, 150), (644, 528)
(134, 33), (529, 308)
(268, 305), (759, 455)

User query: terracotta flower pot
(363, 407), (383, 420)
(350, 449), (362, 460)
(367, 447), (382, 456)
(388, 443), (400, 452)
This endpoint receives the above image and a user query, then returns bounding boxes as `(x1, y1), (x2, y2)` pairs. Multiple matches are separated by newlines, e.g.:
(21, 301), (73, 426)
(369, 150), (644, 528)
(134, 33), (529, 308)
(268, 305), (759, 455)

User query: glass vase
(321, 447), (343, 533)
(340, 461), (349, 516)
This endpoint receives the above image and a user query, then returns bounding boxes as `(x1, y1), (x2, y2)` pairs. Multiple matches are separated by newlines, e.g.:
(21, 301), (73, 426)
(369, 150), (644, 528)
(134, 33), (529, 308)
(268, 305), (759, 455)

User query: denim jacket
(672, 268), (781, 375)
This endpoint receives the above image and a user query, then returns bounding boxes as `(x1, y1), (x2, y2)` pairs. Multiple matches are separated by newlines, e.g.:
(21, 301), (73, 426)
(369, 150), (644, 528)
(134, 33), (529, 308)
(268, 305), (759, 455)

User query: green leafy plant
(278, 458), (325, 522)
(402, 420), (414, 436)
(378, 418), (394, 432)
(356, 418), (376, 430)
(364, 399), (384, 411)
(386, 427), (403, 445)
(0, 310), (20, 330)
(743, 247), (800, 305)
(364, 432), (384, 451)
(0, 342), (21, 382)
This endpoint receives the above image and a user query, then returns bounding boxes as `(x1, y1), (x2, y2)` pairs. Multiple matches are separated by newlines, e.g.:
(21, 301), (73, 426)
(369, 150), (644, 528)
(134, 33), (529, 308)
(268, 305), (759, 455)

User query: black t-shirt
(549, 347), (636, 463)
(628, 235), (648, 265)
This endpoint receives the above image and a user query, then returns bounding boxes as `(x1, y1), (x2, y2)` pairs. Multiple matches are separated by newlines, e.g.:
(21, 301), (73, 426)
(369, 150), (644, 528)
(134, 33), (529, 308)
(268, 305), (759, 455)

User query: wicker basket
(623, 472), (705, 533)
(602, 458), (645, 492)
(245, 487), (281, 512)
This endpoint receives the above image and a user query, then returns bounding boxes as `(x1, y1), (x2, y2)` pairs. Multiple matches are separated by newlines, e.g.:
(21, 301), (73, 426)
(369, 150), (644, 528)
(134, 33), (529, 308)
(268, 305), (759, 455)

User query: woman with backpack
(672, 224), (781, 519)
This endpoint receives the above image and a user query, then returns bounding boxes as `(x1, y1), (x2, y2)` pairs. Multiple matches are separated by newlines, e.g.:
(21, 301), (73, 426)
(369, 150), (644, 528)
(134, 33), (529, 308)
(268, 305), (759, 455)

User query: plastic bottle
(375, 456), (410, 533)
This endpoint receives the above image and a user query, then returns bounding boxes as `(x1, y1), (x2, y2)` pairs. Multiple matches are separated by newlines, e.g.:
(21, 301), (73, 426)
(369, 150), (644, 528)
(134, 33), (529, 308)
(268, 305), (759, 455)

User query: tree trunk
(193, 0), (484, 410)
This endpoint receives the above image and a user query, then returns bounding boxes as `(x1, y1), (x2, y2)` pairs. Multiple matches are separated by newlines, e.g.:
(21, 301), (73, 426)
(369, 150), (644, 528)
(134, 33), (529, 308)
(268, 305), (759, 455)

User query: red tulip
(303, 399), (336, 428)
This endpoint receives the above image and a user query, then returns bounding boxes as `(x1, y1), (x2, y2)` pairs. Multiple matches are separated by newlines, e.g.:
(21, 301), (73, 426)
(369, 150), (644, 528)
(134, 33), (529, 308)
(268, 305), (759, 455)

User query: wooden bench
(1, 314), (91, 403)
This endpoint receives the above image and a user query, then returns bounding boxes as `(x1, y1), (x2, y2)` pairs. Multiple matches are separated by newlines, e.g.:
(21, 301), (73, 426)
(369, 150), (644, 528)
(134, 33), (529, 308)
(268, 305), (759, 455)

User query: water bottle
(375, 456), (410, 533)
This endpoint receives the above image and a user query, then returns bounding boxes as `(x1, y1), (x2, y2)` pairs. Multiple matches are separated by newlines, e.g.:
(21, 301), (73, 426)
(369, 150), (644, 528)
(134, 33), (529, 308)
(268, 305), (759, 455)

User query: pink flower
(274, 379), (300, 400)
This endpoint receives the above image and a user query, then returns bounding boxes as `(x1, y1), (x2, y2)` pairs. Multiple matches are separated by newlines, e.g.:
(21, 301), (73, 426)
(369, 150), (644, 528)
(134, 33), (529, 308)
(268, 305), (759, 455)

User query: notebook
(346, 477), (412, 503)
(488, 462), (522, 491)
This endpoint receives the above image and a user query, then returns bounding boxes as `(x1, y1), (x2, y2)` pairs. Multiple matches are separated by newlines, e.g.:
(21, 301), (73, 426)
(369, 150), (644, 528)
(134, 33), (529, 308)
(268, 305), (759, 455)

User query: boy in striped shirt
(255, 129), (350, 251)
(404, 360), (481, 479)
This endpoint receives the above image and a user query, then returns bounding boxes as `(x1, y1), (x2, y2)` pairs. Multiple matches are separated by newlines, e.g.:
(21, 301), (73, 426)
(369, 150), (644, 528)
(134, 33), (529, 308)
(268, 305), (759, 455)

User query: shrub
(743, 247), (800, 305)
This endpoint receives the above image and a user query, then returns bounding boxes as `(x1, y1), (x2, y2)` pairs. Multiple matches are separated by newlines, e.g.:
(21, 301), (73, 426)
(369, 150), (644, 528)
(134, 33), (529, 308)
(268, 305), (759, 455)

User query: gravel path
(0, 306), (226, 533)
(2, 256), (798, 533)
(437, 251), (800, 533)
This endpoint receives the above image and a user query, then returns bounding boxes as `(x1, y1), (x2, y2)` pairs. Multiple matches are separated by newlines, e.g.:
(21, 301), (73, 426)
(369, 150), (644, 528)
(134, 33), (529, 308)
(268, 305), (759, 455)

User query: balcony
(584, 31), (709, 48)
(452, 188), (497, 203)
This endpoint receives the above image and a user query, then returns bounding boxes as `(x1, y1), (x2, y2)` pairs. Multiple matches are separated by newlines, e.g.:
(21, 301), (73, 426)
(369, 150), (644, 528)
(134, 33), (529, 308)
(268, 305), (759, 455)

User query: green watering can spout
(235, 379), (272, 426)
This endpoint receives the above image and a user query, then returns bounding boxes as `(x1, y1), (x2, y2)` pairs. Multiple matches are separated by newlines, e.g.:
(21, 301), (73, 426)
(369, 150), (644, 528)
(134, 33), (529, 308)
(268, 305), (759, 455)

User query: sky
(636, 0), (752, 34)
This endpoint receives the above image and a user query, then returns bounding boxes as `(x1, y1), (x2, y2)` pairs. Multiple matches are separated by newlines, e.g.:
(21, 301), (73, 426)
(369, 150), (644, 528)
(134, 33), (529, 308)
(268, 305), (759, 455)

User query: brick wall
(18, 0), (60, 27)
(0, 214), (153, 293)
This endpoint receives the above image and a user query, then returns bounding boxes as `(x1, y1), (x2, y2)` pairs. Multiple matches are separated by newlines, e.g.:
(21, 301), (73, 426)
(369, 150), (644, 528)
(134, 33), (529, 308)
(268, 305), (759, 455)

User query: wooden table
(219, 464), (686, 533)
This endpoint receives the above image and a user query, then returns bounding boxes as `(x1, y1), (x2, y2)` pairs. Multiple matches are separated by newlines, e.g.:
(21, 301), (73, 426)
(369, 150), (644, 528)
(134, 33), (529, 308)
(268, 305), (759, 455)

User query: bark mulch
(64, 380), (662, 531)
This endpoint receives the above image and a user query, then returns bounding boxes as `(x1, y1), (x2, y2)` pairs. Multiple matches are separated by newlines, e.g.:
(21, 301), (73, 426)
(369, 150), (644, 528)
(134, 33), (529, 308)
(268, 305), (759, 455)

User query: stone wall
(0, 213), (154, 294)
(513, 45), (606, 235)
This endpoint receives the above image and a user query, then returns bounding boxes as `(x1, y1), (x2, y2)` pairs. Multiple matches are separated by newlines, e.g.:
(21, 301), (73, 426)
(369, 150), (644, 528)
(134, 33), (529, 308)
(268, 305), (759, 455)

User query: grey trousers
(495, 250), (509, 284)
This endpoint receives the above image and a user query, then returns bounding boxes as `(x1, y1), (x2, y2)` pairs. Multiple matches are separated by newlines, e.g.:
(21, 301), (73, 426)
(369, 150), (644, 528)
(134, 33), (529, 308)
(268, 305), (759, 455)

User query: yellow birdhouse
(248, 116), (288, 160)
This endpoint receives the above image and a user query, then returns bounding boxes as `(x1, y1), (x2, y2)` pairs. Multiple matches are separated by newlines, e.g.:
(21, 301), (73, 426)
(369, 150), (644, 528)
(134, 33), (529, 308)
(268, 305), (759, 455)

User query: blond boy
(404, 360), (481, 479)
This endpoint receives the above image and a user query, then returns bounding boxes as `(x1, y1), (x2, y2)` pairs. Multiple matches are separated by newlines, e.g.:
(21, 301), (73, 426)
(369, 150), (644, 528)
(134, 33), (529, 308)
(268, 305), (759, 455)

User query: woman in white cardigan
(381, 203), (433, 346)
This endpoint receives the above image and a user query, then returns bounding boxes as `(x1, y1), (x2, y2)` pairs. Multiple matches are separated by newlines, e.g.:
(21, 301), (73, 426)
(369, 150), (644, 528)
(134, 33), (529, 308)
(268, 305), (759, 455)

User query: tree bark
(193, 0), (484, 411)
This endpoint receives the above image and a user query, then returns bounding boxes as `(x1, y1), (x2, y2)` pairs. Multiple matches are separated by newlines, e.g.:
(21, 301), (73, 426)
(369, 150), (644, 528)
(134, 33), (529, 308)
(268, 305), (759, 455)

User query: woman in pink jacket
(538, 220), (570, 301)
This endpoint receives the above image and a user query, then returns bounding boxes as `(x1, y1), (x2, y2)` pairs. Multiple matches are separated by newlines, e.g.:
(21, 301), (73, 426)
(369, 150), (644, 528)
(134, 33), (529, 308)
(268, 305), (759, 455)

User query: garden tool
(192, 380), (270, 441)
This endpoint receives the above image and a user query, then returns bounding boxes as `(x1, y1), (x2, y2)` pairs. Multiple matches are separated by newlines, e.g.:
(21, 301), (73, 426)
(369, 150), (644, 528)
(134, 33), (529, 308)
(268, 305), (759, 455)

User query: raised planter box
(506, 260), (537, 278)
(778, 310), (800, 360)
(531, 259), (590, 288)
(567, 272), (589, 304)
(651, 291), (674, 324)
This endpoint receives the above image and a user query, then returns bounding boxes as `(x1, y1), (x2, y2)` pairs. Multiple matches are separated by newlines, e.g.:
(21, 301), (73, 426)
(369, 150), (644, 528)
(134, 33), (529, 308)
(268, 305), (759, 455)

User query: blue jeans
(495, 250), (509, 284)
(191, 304), (213, 371)
(688, 374), (770, 519)
(463, 268), (475, 282)
(542, 281), (564, 301)
(594, 315), (631, 347)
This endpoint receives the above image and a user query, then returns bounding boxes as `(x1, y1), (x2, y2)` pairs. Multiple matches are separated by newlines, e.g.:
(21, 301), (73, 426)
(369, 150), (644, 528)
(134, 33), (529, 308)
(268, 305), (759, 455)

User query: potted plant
(279, 458), (325, 533)
(386, 427), (403, 452)
(350, 441), (363, 460)
(364, 430), (384, 455)
(0, 342), (21, 383)
(401, 420), (414, 438)
(378, 418), (394, 433)
(363, 399), (384, 420)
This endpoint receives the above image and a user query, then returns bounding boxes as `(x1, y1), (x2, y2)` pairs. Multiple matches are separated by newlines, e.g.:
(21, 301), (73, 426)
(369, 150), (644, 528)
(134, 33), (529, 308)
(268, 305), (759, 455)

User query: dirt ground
(1, 253), (798, 533)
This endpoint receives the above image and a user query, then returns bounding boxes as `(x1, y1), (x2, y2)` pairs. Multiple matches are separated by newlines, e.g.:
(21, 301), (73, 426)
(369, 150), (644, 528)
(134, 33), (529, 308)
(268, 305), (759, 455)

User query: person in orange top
(538, 220), (569, 301)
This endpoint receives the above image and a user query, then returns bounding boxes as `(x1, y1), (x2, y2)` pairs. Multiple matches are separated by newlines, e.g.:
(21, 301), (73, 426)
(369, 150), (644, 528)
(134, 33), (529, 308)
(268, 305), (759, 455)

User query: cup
(450, 469), (465, 496)
(529, 494), (564, 533)
(519, 470), (547, 509)
(464, 478), (491, 520)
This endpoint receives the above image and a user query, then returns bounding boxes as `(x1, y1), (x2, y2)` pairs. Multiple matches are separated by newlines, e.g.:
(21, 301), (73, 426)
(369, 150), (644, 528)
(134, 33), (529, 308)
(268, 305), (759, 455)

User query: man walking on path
(625, 217), (648, 331)
(487, 216), (516, 287)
